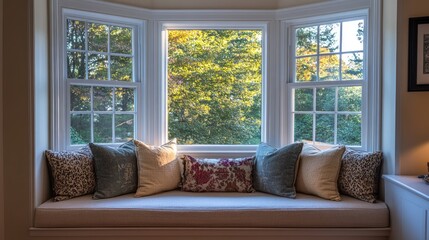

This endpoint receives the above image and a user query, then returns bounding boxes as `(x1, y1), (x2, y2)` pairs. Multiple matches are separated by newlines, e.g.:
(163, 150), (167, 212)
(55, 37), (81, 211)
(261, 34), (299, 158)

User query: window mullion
(85, 22), (89, 80)
(339, 22), (343, 82)
(108, 25), (111, 81)
(334, 87), (338, 145)
(316, 26), (320, 82)
(112, 87), (116, 143)
(90, 86), (94, 143)
(312, 87), (316, 144)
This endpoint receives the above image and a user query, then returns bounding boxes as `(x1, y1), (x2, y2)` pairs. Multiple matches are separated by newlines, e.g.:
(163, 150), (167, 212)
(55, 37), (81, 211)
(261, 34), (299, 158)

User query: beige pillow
(295, 144), (345, 201)
(134, 139), (180, 197)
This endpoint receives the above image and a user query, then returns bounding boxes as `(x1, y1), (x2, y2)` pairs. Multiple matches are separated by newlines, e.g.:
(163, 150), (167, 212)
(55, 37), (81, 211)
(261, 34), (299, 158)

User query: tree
(67, 19), (135, 144)
(168, 30), (262, 144)
(294, 21), (364, 145)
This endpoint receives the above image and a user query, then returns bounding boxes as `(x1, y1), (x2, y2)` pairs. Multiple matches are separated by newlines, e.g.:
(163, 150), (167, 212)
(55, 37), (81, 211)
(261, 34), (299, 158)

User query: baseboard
(29, 227), (391, 240)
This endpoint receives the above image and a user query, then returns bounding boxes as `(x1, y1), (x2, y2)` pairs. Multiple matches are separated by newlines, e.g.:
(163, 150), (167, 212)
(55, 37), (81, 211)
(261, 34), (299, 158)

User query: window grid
(291, 18), (365, 146)
(65, 17), (138, 146)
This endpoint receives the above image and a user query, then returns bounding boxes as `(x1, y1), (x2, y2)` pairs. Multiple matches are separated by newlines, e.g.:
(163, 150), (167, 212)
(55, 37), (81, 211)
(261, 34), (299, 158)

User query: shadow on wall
(401, 142), (429, 175)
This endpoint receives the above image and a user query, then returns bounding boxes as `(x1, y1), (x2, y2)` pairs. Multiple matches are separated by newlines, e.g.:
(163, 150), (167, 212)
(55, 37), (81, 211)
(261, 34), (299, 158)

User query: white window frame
(159, 22), (268, 156)
(50, 0), (380, 154)
(282, 8), (380, 151)
(52, 8), (145, 150)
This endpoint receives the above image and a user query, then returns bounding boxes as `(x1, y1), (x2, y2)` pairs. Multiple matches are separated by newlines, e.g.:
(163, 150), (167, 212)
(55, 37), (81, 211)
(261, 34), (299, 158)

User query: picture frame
(409, 16), (429, 91)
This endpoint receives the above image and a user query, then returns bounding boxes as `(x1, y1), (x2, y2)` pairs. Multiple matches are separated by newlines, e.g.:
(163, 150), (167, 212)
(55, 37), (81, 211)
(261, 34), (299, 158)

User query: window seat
(34, 190), (389, 229)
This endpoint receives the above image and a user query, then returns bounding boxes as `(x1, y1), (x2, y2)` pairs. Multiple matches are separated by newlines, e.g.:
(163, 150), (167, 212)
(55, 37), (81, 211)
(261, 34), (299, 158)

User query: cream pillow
(295, 144), (345, 201)
(134, 139), (180, 197)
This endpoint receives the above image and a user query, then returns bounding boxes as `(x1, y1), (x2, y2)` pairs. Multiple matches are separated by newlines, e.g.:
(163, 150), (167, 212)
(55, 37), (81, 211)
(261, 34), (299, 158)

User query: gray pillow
(89, 141), (138, 199)
(253, 142), (303, 198)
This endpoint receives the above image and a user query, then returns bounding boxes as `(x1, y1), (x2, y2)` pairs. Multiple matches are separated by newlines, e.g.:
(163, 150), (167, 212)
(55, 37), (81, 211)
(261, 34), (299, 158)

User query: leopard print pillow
(338, 148), (383, 203)
(45, 147), (96, 201)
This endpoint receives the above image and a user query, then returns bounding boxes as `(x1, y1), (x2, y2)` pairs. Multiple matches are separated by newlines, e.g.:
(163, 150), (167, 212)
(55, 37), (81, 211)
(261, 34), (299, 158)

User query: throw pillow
(295, 144), (345, 201)
(89, 140), (138, 199)
(338, 148), (383, 203)
(181, 155), (255, 192)
(134, 139), (180, 197)
(253, 142), (303, 198)
(45, 147), (95, 201)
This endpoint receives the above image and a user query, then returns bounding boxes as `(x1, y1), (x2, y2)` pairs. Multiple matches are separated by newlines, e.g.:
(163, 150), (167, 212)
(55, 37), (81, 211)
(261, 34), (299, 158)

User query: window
(58, 10), (144, 149)
(289, 18), (366, 147)
(52, 2), (379, 152)
(166, 26), (265, 146)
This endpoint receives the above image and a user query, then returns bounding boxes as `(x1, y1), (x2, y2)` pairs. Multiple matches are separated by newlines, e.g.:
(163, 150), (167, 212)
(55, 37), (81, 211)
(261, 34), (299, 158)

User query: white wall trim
(276, 0), (374, 20)
(366, 0), (382, 151)
(29, 227), (391, 238)
(34, 0), (51, 211)
(156, 21), (271, 150)
(0, 0), (4, 238)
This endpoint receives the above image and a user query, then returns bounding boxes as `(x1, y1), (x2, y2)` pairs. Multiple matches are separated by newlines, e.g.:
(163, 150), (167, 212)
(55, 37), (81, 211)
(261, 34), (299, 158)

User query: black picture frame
(409, 16), (429, 91)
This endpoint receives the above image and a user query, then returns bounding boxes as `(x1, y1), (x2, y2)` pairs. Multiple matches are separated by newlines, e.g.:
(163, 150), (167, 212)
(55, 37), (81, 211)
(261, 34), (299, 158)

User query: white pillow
(134, 139), (180, 197)
(295, 144), (345, 201)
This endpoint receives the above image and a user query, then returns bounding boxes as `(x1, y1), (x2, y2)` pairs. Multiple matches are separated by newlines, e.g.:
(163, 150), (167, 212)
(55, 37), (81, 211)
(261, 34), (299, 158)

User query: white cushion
(35, 191), (389, 228)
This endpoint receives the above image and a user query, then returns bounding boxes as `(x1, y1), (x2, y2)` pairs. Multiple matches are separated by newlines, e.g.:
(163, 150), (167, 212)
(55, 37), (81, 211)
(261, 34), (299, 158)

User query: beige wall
(396, 0), (429, 175)
(0, 0), (4, 239)
(3, 0), (33, 239)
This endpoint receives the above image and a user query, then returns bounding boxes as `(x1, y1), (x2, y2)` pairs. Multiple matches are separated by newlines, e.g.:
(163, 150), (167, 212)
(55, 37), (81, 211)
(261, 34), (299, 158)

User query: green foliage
(294, 20), (364, 145)
(71, 127), (86, 145)
(67, 19), (135, 145)
(168, 30), (262, 144)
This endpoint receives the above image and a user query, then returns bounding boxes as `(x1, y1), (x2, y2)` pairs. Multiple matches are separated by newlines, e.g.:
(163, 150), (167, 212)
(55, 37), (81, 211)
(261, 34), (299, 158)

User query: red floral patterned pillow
(181, 155), (255, 193)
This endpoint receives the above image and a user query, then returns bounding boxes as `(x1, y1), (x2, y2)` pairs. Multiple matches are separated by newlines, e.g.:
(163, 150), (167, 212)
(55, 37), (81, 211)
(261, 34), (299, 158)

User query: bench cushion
(34, 190), (389, 228)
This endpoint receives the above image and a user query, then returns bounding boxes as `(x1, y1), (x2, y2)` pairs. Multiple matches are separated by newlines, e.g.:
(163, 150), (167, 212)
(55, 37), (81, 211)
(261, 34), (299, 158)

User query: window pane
(168, 29), (262, 145)
(93, 86), (113, 111)
(342, 52), (364, 80)
(337, 114), (361, 145)
(110, 26), (132, 54)
(88, 54), (108, 80)
(67, 19), (85, 50)
(67, 51), (86, 79)
(296, 26), (317, 56)
(115, 114), (134, 142)
(294, 114), (313, 142)
(338, 86), (362, 112)
(88, 23), (108, 52)
(296, 56), (317, 82)
(111, 56), (133, 81)
(315, 114), (334, 144)
(94, 114), (112, 143)
(319, 54), (340, 81)
(71, 114), (91, 144)
(316, 87), (335, 111)
(294, 88), (313, 111)
(342, 20), (364, 52)
(115, 87), (135, 111)
(319, 23), (340, 53)
(70, 85), (91, 111)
